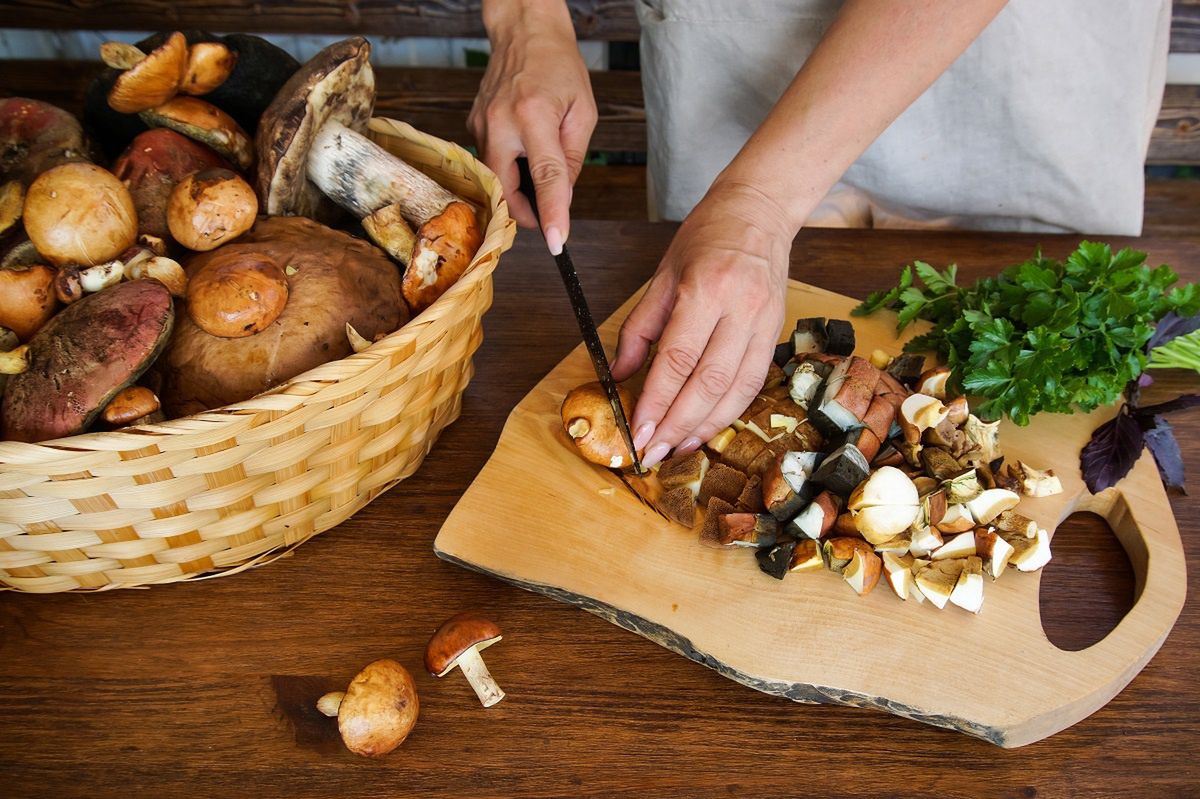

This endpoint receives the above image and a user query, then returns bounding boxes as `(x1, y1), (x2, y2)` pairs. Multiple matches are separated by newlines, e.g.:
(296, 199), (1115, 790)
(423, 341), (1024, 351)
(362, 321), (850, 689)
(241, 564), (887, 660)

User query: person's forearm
(482, 0), (574, 42)
(715, 0), (1009, 234)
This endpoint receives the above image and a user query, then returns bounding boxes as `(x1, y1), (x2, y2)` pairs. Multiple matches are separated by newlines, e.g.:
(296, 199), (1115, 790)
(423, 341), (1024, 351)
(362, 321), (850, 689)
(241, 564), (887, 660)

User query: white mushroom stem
(0, 344), (29, 375)
(306, 120), (458, 224)
(456, 646), (505, 708)
(316, 691), (345, 717)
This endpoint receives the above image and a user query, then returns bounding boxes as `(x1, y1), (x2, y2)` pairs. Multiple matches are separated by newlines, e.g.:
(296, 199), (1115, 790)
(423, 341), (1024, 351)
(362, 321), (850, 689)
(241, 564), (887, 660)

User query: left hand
(610, 181), (793, 469)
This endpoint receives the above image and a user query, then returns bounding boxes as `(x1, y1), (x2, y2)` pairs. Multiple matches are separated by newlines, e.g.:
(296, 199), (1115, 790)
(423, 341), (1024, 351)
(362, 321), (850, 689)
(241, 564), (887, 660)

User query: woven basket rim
(0, 116), (513, 461)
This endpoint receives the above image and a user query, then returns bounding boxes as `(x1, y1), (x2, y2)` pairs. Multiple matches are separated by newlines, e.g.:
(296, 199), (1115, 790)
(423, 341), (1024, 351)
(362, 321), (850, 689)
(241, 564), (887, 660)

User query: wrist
(483, 0), (575, 43)
(700, 178), (802, 247)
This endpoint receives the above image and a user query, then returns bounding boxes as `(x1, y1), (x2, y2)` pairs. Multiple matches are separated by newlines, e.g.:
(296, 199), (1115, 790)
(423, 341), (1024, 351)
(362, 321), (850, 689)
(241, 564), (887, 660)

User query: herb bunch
(853, 242), (1199, 426)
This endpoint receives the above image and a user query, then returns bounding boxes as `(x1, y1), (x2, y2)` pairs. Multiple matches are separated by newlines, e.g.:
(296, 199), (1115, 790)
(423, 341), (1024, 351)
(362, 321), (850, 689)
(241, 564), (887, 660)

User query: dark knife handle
(516, 157), (541, 222)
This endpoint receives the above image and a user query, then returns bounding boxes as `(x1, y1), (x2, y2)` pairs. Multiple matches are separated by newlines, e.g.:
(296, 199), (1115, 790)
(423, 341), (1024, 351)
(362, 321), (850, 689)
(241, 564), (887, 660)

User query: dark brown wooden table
(1, 222), (1198, 798)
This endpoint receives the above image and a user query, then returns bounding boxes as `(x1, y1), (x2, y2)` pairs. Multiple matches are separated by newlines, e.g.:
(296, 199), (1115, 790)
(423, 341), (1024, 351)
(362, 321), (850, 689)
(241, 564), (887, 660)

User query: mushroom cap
(0, 264), (58, 341)
(0, 97), (90, 186)
(139, 96), (254, 171)
(181, 41), (238, 96)
(167, 167), (258, 251)
(161, 216), (405, 416)
(23, 162), (138, 267)
(107, 31), (188, 114)
(185, 250), (288, 338)
(102, 385), (161, 426)
(403, 201), (483, 312)
(255, 37), (376, 218)
(337, 659), (419, 758)
(560, 381), (639, 469)
(424, 611), (503, 677)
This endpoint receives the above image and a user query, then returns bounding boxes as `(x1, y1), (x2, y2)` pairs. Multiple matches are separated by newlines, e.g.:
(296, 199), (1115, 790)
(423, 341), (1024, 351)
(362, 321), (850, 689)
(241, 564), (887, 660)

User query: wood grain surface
(0, 224), (1198, 797)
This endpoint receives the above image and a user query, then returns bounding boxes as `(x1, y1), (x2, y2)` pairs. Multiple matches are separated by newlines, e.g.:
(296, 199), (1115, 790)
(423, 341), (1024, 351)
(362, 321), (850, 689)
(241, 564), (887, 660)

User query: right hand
(470, 2), (597, 254)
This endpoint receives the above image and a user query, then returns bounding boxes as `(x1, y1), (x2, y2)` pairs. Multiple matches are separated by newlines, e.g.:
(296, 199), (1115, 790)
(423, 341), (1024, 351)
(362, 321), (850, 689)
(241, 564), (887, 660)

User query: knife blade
(516, 157), (643, 473)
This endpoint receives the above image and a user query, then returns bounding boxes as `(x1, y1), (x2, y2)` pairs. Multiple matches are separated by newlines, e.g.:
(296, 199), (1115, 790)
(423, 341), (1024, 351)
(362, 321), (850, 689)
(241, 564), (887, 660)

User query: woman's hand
(471, 0), (597, 254)
(610, 181), (793, 468)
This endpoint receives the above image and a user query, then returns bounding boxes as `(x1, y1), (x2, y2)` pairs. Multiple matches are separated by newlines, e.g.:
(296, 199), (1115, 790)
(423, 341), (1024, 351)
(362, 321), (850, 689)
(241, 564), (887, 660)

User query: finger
(482, 136), (537, 229)
(640, 317), (756, 468)
(675, 329), (776, 453)
(560, 97), (597, 185)
(631, 290), (720, 466)
(611, 271), (676, 383)
(517, 107), (574, 254)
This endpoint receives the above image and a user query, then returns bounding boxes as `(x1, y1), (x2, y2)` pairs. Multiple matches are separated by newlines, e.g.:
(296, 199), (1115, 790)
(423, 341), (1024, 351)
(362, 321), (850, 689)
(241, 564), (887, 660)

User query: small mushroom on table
(425, 612), (506, 707)
(316, 659), (419, 758)
(256, 37), (483, 312)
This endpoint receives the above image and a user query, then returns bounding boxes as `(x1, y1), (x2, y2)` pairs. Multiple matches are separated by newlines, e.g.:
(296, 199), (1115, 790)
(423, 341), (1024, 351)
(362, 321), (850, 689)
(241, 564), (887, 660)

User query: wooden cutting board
(434, 280), (1186, 748)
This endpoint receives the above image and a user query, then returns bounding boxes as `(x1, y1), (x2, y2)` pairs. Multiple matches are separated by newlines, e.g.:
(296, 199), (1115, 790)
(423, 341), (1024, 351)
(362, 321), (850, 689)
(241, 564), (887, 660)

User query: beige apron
(636, 0), (1171, 235)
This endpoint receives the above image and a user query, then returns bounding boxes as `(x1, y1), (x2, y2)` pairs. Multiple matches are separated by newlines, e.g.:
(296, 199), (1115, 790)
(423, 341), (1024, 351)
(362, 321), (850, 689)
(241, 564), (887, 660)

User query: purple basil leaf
(1143, 417), (1187, 493)
(1146, 312), (1200, 352)
(1081, 407), (1146, 493)
(1137, 372), (1155, 388)
(1134, 394), (1200, 418)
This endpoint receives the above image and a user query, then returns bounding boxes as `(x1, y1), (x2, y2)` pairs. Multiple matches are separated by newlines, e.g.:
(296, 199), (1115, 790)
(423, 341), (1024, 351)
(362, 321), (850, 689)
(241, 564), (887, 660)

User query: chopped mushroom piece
(560, 381), (639, 470)
(1004, 527), (1053, 572)
(949, 556), (985, 613)
(843, 547), (882, 596)
(425, 611), (506, 707)
(881, 552), (914, 600)
(974, 529), (1015, 579)
(964, 488), (1021, 525)
(914, 559), (965, 610)
(932, 530), (976, 561)
(1018, 462), (1063, 497)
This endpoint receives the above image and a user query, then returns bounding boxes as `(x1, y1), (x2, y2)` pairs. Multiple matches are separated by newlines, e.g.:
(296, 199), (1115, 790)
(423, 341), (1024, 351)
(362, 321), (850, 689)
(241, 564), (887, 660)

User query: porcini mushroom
(186, 249), (289, 338)
(23, 163), (137, 267)
(0, 263), (58, 341)
(167, 168), (258, 251)
(102, 385), (162, 426)
(255, 37), (483, 312)
(0, 180), (22, 237)
(425, 612), (506, 708)
(181, 42), (238, 96)
(317, 659), (419, 757)
(0, 97), (90, 187)
(846, 465), (920, 545)
(140, 96), (254, 170)
(561, 380), (639, 469)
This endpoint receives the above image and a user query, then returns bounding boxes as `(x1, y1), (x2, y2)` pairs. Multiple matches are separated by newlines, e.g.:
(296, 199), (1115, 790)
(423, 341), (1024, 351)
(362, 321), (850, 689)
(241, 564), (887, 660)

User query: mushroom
(915, 366), (951, 399)
(843, 546), (883, 596)
(931, 529), (977, 560)
(964, 488), (1020, 526)
(425, 612), (506, 708)
(914, 559), (964, 610)
(167, 168), (258, 251)
(717, 512), (779, 547)
(1003, 527), (1053, 572)
(899, 393), (949, 443)
(0, 97), (91, 187)
(0, 263), (58, 341)
(560, 380), (639, 469)
(121, 248), (188, 297)
(23, 163), (138, 267)
(962, 414), (1001, 465)
(974, 529), (1015, 579)
(698, 461), (748, 506)
(846, 465), (920, 545)
(1017, 461), (1063, 497)
(140, 96), (254, 170)
(787, 489), (842, 540)
(186, 249), (289, 338)
(936, 503), (976, 534)
(256, 37), (483, 312)
(316, 659), (419, 757)
(0, 341), (29, 375)
(54, 260), (125, 304)
(0, 180), (22, 237)
(881, 552), (915, 600)
(908, 524), (944, 558)
(949, 556), (985, 613)
(788, 539), (825, 573)
(822, 536), (874, 575)
(181, 42), (239, 96)
(106, 32), (188, 113)
(993, 509), (1037, 538)
(706, 426), (737, 454)
(102, 385), (162, 426)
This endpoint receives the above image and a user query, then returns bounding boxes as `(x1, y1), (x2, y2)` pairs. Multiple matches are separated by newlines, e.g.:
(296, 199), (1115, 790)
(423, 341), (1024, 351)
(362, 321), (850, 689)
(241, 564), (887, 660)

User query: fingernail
(675, 437), (703, 455)
(641, 442), (671, 469)
(633, 422), (656, 451)
(545, 225), (564, 256)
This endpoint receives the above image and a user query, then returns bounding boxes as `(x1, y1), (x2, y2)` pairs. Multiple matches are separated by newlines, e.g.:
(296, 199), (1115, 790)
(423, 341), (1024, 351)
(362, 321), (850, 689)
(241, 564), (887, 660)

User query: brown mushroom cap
(180, 42), (238, 96)
(0, 98), (90, 187)
(337, 659), (419, 758)
(424, 611), (503, 676)
(107, 31), (188, 114)
(23, 163), (138, 267)
(140, 96), (254, 171)
(0, 264), (58, 341)
(255, 37), (375, 218)
(167, 167), (258, 252)
(403, 201), (483, 312)
(161, 216), (405, 416)
(102, 385), (161, 426)
(560, 381), (639, 469)
(186, 250), (288, 338)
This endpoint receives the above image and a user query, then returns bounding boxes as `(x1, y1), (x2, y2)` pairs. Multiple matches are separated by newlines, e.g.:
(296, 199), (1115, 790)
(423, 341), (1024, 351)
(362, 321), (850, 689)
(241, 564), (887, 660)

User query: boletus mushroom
(256, 37), (483, 312)
(167, 168), (258, 251)
(425, 611), (505, 707)
(140, 96), (254, 171)
(316, 659), (419, 758)
(0, 97), (91, 187)
(0, 263), (58, 341)
(23, 162), (138, 267)
(106, 31), (189, 114)
(102, 385), (163, 427)
(186, 250), (288, 337)
(161, 216), (405, 416)
(560, 380), (639, 469)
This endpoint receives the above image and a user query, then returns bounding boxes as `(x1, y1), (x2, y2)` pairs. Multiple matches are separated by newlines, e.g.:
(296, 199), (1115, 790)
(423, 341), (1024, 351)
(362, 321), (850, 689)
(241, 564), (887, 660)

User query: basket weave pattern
(0, 118), (516, 593)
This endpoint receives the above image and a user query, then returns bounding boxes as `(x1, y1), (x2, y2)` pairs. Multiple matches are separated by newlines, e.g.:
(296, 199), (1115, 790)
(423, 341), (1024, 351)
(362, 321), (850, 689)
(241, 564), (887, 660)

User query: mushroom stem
(306, 120), (458, 223)
(0, 343), (29, 375)
(316, 690), (345, 717)
(456, 647), (504, 708)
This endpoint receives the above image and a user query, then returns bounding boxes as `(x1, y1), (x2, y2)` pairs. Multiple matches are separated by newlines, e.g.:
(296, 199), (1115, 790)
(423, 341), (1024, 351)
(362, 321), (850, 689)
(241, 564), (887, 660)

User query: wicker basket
(0, 118), (516, 593)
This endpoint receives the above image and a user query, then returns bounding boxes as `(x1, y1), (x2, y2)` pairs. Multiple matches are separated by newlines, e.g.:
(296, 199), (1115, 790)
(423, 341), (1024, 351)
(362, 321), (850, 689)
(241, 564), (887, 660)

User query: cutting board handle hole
(1039, 508), (1137, 652)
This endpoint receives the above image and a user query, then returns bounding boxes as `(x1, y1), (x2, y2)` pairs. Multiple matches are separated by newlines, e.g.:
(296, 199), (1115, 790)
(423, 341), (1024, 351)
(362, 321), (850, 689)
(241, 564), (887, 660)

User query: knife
(516, 157), (643, 474)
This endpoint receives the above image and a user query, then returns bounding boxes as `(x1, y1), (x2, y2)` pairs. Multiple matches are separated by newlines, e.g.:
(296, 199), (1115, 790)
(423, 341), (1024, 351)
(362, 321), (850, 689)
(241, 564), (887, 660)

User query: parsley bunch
(853, 242), (1200, 425)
